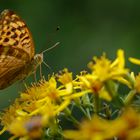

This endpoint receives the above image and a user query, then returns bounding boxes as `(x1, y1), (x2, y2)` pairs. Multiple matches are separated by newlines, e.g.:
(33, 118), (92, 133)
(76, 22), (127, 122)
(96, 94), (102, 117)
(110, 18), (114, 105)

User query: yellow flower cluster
(64, 108), (140, 140)
(0, 76), (73, 140)
(1, 49), (140, 140)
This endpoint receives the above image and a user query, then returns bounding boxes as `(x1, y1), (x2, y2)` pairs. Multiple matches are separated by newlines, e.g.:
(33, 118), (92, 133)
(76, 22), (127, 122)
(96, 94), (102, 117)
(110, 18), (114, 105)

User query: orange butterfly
(0, 9), (44, 89)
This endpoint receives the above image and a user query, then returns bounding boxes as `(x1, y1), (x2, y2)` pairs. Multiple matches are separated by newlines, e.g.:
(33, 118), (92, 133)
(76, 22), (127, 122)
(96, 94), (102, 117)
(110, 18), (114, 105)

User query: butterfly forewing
(0, 9), (36, 89)
(0, 9), (35, 60)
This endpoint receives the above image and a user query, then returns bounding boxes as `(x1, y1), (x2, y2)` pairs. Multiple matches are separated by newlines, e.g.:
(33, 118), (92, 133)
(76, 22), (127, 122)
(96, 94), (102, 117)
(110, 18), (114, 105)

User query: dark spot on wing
(11, 33), (17, 39)
(11, 28), (16, 32)
(13, 41), (18, 46)
(6, 31), (11, 36)
(4, 38), (9, 42)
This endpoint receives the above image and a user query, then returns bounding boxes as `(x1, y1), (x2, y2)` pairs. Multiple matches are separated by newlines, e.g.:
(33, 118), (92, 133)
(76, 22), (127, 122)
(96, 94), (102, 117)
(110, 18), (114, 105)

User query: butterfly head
(33, 53), (43, 68)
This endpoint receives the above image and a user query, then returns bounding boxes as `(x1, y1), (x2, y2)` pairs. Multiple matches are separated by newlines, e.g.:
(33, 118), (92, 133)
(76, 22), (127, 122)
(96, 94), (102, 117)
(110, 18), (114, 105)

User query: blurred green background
(0, 0), (140, 112)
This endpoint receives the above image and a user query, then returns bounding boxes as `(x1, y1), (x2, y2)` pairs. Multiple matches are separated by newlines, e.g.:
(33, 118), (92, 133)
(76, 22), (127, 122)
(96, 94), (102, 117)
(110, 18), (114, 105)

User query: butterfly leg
(23, 80), (28, 89)
(34, 71), (37, 83)
(39, 64), (43, 79)
(19, 78), (27, 91)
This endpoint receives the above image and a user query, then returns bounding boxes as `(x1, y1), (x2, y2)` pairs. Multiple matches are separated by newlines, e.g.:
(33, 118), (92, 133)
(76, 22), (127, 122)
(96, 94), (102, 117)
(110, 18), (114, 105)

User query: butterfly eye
(34, 54), (43, 65)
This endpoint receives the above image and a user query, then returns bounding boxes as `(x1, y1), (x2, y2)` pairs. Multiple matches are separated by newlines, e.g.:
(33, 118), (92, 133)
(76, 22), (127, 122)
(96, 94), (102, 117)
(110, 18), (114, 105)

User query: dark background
(0, 0), (140, 119)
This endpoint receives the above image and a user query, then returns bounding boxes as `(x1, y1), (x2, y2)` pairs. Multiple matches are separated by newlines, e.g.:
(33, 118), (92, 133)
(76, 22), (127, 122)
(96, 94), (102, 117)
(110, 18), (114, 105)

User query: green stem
(124, 90), (137, 106)
(105, 80), (117, 97)
(94, 93), (100, 114)
(82, 94), (92, 119)
(68, 115), (80, 126)
(79, 106), (91, 119)
(86, 108), (91, 119)
(105, 80), (124, 108)
(64, 108), (80, 126)
(104, 104), (111, 120)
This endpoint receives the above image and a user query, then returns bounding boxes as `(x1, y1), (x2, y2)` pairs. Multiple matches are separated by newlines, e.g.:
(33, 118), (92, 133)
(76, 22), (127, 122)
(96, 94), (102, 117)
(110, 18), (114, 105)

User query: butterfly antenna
(42, 42), (60, 54)
(43, 61), (51, 70)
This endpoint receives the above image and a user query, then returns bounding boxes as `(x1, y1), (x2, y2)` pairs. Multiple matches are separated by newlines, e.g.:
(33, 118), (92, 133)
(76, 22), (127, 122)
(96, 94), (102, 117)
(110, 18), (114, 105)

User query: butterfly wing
(0, 9), (35, 60)
(0, 9), (35, 89)
(0, 55), (27, 89)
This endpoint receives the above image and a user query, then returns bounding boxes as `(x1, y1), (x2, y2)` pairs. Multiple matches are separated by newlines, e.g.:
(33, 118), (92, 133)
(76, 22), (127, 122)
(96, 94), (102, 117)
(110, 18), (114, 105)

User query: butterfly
(0, 9), (44, 90)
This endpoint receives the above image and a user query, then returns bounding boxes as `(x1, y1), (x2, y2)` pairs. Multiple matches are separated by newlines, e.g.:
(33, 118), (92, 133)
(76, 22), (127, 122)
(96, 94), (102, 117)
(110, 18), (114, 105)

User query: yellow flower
(8, 118), (28, 138)
(1, 49), (138, 140)
(73, 49), (130, 101)
(98, 87), (112, 101)
(88, 49), (129, 84)
(0, 100), (22, 128)
(64, 114), (127, 140)
(8, 116), (45, 140)
(56, 68), (74, 94)
(57, 68), (73, 85)
(0, 76), (73, 139)
(77, 73), (103, 92)
(64, 108), (140, 140)
(134, 73), (140, 93)
(124, 72), (140, 94)
(129, 57), (140, 65)
(64, 115), (111, 140)
(76, 72), (111, 101)
(1, 71), (93, 139)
